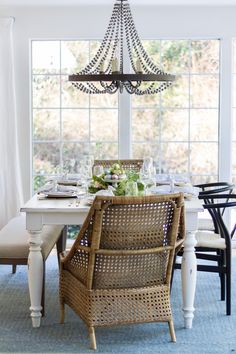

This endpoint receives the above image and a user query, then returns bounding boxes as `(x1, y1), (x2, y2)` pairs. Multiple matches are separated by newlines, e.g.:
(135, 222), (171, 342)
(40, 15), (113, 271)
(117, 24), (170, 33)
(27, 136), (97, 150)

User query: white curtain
(0, 18), (23, 229)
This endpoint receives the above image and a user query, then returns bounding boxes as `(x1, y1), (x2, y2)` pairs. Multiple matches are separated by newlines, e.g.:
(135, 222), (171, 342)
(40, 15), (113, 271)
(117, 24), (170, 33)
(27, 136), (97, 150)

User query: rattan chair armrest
(175, 239), (185, 253)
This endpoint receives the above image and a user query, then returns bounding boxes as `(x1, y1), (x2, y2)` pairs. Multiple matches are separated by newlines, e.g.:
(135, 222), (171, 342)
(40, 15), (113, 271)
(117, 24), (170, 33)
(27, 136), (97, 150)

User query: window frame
(30, 37), (222, 192)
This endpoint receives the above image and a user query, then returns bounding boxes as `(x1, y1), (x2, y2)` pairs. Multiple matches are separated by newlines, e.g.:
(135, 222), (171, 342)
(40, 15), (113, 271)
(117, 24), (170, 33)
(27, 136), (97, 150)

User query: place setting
(86, 158), (199, 200)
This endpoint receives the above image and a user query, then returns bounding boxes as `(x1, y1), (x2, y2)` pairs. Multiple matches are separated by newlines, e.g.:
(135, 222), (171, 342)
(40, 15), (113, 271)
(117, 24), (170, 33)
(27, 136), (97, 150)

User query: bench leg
(12, 264), (17, 274)
(56, 226), (67, 266)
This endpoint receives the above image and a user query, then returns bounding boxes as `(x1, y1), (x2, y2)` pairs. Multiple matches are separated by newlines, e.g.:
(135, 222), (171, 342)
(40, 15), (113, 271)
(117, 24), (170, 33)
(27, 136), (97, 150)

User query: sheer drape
(0, 18), (23, 229)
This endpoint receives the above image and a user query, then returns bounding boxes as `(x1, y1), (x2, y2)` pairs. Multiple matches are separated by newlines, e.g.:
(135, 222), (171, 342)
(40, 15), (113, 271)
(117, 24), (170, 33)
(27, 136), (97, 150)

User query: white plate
(45, 191), (77, 198)
(57, 180), (82, 186)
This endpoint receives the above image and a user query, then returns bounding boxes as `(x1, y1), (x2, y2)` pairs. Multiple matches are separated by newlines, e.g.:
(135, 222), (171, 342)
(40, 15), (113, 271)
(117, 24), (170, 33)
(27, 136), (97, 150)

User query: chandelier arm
(135, 82), (171, 95)
(108, 84), (119, 94)
(100, 80), (117, 90)
(100, 79), (119, 94)
(72, 83), (96, 94)
(124, 85), (136, 94)
(79, 81), (117, 94)
(86, 82), (108, 94)
(122, 79), (143, 94)
(87, 82), (103, 93)
(126, 80), (141, 89)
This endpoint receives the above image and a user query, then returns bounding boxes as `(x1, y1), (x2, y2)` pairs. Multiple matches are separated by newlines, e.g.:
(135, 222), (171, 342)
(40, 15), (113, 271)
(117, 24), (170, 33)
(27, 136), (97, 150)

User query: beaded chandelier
(69, 0), (175, 95)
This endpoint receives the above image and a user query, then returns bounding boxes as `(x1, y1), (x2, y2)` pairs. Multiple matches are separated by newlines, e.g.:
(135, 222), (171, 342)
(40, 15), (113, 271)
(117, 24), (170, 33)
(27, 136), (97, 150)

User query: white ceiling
(1, 0), (236, 5)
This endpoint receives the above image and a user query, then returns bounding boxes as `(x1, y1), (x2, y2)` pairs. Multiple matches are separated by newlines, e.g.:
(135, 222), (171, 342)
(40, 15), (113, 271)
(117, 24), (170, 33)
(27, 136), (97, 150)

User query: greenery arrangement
(88, 163), (145, 196)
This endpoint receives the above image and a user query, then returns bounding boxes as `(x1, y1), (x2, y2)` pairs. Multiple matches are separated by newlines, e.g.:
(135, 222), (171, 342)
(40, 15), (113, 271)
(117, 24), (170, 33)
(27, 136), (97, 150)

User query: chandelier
(69, 0), (175, 95)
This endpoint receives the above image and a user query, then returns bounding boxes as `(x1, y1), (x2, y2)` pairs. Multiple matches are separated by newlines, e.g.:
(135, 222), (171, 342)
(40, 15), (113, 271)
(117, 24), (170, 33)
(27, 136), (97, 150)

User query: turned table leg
(27, 230), (43, 328)
(181, 230), (197, 329)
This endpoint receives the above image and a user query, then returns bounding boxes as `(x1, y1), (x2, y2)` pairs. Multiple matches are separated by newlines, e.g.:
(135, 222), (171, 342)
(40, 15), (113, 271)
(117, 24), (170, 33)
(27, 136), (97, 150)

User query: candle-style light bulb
(112, 44), (119, 73)
(112, 58), (119, 72)
(99, 62), (105, 73)
(136, 59), (142, 73)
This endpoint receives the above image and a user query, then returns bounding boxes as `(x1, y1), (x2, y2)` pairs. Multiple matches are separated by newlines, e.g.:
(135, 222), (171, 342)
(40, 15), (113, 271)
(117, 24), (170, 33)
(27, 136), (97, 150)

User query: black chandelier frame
(69, 0), (175, 95)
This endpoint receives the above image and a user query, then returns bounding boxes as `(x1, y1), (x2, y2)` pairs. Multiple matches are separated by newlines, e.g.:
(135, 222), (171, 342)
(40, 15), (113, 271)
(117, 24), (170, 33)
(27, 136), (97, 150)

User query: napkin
(95, 186), (115, 196)
(149, 185), (171, 194)
(149, 185), (199, 197)
(37, 184), (78, 194)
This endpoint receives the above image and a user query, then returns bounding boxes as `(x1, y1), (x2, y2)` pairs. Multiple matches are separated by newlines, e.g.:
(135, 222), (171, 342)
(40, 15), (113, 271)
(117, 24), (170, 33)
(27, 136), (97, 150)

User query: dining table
(20, 193), (203, 329)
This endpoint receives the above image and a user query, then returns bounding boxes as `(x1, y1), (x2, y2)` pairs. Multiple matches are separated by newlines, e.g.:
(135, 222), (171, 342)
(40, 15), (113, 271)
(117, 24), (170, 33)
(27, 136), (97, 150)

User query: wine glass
(139, 163), (156, 195)
(93, 165), (104, 177)
(51, 165), (63, 191)
(79, 163), (93, 196)
(125, 181), (138, 196)
(143, 157), (153, 174)
(82, 155), (94, 170)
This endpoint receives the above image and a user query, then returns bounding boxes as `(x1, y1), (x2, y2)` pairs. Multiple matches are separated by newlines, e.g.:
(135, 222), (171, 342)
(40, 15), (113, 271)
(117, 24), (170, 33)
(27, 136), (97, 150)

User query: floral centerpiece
(88, 162), (145, 196)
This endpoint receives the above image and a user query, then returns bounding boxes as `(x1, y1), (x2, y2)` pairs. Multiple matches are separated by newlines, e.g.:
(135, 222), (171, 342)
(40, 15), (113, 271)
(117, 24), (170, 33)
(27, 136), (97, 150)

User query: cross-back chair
(194, 182), (234, 231)
(176, 193), (236, 315)
(59, 194), (185, 349)
(196, 194), (236, 315)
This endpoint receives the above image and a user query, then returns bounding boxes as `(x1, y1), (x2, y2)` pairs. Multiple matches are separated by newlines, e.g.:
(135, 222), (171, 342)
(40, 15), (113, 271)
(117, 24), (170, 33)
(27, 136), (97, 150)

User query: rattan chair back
(93, 159), (144, 172)
(60, 194), (185, 349)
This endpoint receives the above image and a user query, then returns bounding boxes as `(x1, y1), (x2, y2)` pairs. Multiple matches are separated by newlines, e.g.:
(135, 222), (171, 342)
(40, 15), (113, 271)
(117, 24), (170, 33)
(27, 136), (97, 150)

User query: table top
(21, 194), (203, 214)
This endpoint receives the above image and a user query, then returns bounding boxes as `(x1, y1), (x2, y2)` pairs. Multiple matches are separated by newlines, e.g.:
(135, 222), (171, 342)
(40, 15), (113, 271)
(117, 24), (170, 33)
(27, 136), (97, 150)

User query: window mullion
(219, 37), (232, 181)
(119, 46), (131, 158)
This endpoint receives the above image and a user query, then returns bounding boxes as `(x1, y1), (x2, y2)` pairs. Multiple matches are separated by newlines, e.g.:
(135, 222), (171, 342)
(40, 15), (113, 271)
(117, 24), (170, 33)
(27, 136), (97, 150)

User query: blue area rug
(0, 255), (236, 354)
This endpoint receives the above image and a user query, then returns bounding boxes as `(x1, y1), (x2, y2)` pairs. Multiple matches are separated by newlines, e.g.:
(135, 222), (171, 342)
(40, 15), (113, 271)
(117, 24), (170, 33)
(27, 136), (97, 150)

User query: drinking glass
(63, 159), (76, 179)
(78, 163), (92, 196)
(93, 165), (104, 177)
(125, 181), (138, 196)
(52, 178), (58, 192)
(143, 157), (153, 173)
(82, 155), (94, 169)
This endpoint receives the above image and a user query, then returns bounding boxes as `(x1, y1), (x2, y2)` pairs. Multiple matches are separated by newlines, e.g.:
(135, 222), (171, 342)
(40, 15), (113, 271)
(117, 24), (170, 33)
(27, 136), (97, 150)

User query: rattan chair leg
(88, 326), (97, 350)
(12, 264), (17, 274)
(168, 320), (176, 342)
(60, 302), (65, 324)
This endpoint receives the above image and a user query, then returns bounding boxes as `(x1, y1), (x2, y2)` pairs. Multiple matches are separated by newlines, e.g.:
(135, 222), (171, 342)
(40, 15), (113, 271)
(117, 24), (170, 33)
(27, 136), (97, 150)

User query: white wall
(0, 4), (236, 200)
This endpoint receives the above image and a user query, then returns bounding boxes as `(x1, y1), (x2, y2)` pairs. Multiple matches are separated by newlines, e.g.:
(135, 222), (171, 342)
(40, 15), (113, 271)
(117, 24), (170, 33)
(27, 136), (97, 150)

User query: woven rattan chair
(59, 194), (185, 349)
(93, 159), (144, 173)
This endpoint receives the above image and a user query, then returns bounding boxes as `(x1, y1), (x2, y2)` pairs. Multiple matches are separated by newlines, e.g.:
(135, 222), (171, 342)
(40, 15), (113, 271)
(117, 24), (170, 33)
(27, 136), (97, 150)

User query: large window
(31, 39), (220, 189)
(31, 40), (118, 190)
(132, 40), (220, 184)
(232, 40), (236, 183)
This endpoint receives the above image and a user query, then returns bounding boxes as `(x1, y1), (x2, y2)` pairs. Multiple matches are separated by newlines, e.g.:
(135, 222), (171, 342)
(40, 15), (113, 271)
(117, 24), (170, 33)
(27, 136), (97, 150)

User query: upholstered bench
(0, 215), (66, 316)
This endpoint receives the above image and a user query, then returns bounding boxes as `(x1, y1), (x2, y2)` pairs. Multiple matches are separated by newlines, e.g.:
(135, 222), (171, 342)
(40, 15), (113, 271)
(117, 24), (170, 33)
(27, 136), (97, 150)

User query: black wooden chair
(194, 182), (234, 231)
(176, 194), (236, 315)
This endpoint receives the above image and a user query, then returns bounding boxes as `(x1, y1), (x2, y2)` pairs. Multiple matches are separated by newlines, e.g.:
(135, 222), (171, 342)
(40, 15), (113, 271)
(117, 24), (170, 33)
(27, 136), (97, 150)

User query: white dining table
(20, 194), (203, 329)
